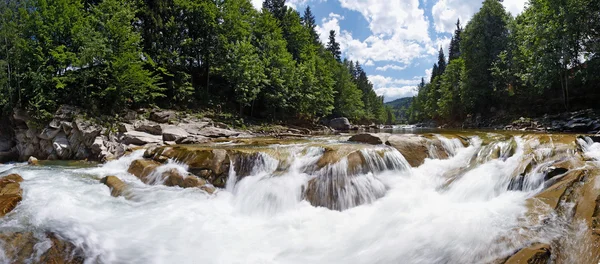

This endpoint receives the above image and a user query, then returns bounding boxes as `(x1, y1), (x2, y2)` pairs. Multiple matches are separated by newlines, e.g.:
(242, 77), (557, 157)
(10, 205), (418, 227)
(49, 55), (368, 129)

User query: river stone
(198, 127), (240, 138)
(122, 131), (163, 146)
(100, 176), (128, 197)
(128, 159), (161, 182)
(73, 118), (103, 147)
(135, 120), (163, 135)
(52, 132), (70, 159)
(387, 135), (429, 167)
(329, 117), (351, 131)
(162, 126), (189, 142)
(0, 174), (23, 217)
(0, 232), (84, 264)
(28, 156), (39, 165)
(503, 243), (551, 264)
(348, 133), (385, 145)
(38, 127), (61, 140)
(150, 110), (176, 123)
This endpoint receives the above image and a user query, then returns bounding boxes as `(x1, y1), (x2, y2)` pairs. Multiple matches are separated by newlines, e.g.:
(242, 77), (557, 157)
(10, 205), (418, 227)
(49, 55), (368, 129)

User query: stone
(73, 118), (103, 147)
(100, 176), (128, 197)
(176, 135), (210, 144)
(0, 232), (84, 264)
(387, 135), (429, 167)
(329, 117), (351, 131)
(0, 173), (23, 217)
(180, 123), (211, 135)
(28, 156), (39, 165)
(90, 136), (106, 155)
(12, 108), (30, 129)
(348, 133), (385, 145)
(52, 132), (71, 159)
(122, 131), (163, 146)
(127, 159), (161, 182)
(38, 127), (61, 140)
(503, 243), (551, 264)
(198, 127), (240, 138)
(117, 123), (134, 133)
(162, 126), (189, 142)
(134, 120), (163, 135)
(149, 110), (176, 123)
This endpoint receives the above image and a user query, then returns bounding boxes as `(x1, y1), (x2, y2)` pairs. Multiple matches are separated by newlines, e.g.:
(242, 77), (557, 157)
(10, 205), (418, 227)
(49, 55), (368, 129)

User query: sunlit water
(1, 135), (598, 264)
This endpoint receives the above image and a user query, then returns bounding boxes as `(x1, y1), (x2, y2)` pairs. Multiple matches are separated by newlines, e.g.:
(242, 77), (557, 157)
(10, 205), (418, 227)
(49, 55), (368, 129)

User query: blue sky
(251, 0), (529, 102)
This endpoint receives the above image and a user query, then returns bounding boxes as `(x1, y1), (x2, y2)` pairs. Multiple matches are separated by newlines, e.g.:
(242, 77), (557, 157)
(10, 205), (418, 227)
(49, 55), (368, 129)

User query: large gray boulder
(348, 133), (388, 145)
(329, 117), (351, 131)
(162, 126), (189, 142)
(149, 110), (176, 123)
(198, 127), (241, 138)
(122, 131), (163, 146)
(134, 120), (163, 135)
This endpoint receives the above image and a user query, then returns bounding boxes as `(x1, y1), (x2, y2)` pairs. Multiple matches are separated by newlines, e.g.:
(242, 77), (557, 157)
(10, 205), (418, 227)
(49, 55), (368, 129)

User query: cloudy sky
(251, 0), (529, 102)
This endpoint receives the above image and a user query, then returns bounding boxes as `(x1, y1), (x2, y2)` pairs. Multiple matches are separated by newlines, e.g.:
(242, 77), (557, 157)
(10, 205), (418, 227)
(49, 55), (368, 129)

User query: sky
(251, 0), (529, 102)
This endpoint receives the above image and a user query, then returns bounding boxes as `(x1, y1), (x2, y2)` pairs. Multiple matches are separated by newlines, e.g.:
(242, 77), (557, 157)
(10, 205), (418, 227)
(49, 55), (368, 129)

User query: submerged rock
(0, 173), (23, 217)
(0, 232), (84, 264)
(100, 176), (128, 197)
(503, 243), (551, 264)
(128, 159), (161, 181)
(348, 133), (386, 145)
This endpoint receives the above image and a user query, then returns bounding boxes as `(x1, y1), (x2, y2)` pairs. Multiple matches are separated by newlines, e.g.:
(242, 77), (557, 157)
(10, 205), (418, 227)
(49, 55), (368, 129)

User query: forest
(407, 0), (600, 125)
(0, 0), (393, 124)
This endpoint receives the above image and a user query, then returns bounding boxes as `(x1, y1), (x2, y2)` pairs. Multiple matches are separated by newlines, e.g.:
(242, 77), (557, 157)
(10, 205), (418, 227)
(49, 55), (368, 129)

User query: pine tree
(302, 6), (320, 44)
(262, 0), (286, 22)
(326, 30), (341, 62)
(448, 19), (462, 61)
(437, 47), (447, 74)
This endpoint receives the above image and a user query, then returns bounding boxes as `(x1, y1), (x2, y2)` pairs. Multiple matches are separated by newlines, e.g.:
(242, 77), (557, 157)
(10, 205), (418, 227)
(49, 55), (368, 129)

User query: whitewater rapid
(0, 135), (585, 264)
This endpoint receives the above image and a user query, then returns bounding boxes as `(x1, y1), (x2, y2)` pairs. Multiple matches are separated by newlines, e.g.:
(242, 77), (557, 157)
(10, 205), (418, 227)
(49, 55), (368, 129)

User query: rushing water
(0, 134), (598, 264)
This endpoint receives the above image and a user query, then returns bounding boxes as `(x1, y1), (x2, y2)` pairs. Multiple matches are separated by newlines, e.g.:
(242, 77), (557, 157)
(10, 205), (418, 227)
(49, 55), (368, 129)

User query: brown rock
(387, 135), (429, 167)
(0, 232), (84, 264)
(348, 133), (385, 145)
(100, 176), (128, 197)
(127, 159), (161, 182)
(503, 243), (551, 264)
(28, 156), (39, 165)
(0, 173), (23, 217)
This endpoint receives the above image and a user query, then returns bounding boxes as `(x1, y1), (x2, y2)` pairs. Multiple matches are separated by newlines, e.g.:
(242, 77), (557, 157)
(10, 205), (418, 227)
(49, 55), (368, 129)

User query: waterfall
(0, 133), (593, 264)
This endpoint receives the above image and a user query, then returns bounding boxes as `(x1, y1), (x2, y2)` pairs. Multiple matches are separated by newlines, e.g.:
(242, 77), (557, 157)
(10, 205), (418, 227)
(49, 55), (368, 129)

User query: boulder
(72, 118), (102, 146)
(27, 156), (38, 165)
(329, 117), (351, 131)
(122, 131), (163, 146)
(162, 126), (189, 142)
(127, 159), (161, 182)
(38, 127), (61, 140)
(150, 110), (176, 123)
(134, 120), (163, 135)
(0, 232), (84, 264)
(100, 176), (128, 197)
(12, 108), (30, 129)
(176, 135), (210, 145)
(503, 243), (551, 264)
(52, 132), (70, 159)
(0, 173), (23, 217)
(348, 133), (385, 145)
(198, 127), (241, 138)
(387, 135), (429, 167)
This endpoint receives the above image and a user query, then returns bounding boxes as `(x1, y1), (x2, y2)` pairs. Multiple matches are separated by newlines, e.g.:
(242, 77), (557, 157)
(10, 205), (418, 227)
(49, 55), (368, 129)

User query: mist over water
(1, 134), (593, 264)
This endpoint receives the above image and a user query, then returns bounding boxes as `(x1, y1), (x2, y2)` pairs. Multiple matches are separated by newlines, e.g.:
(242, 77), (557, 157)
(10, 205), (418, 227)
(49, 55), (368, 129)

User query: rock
(329, 117), (351, 131)
(176, 135), (210, 144)
(198, 127), (240, 138)
(38, 127), (61, 140)
(387, 135), (429, 167)
(134, 120), (163, 135)
(127, 159), (161, 182)
(0, 149), (17, 163)
(122, 109), (137, 122)
(0, 173), (23, 217)
(150, 110), (176, 123)
(72, 118), (102, 147)
(52, 132), (70, 159)
(12, 108), (30, 129)
(100, 176), (128, 197)
(117, 123), (134, 133)
(503, 243), (551, 264)
(90, 136), (106, 155)
(180, 122), (211, 135)
(122, 131), (163, 146)
(28, 156), (39, 165)
(543, 166), (568, 181)
(162, 126), (189, 142)
(0, 232), (84, 264)
(348, 133), (385, 145)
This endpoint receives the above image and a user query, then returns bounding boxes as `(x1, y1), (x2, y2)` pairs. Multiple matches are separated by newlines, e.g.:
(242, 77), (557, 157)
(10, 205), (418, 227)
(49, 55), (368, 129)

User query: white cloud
(316, 13), (344, 44)
(376, 64), (408, 72)
(370, 75), (423, 88)
(376, 86), (418, 102)
(432, 0), (527, 34)
(364, 60), (375, 66)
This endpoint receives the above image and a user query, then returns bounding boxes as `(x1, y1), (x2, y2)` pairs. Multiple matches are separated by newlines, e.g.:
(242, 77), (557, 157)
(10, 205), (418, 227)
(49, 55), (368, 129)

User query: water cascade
(0, 133), (599, 263)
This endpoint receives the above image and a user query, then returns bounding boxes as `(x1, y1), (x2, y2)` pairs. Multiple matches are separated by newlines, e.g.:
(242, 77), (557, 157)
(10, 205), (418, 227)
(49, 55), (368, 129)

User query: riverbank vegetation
(0, 0), (393, 124)
(408, 0), (600, 126)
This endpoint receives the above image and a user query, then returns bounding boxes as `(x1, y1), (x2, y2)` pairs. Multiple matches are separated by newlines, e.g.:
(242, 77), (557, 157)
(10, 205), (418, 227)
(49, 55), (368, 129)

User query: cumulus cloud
(376, 64), (408, 72)
(364, 60), (375, 66)
(316, 13), (344, 44)
(376, 86), (418, 102)
(432, 0), (528, 33)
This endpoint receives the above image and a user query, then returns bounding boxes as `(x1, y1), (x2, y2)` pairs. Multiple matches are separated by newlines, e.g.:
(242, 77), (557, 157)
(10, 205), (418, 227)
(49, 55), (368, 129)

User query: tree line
(408, 0), (600, 125)
(0, 0), (393, 124)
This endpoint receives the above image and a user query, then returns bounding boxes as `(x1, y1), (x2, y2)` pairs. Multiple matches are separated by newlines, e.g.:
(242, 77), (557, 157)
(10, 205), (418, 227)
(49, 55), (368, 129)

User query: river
(1, 131), (599, 263)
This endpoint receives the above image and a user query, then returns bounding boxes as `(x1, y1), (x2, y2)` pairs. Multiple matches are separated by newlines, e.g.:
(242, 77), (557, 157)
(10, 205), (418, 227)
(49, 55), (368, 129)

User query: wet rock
(503, 243), (551, 264)
(0, 232), (84, 264)
(0, 174), (23, 217)
(28, 156), (39, 165)
(122, 131), (163, 146)
(176, 135), (210, 144)
(52, 132), (71, 159)
(162, 169), (214, 193)
(100, 176), (128, 197)
(543, 167), (568, 181)
(387, 135), (429, 167)
(329, 117), (351, 131)
(348, 133), (385, 145)
(128, 159), (161, 182)
(150, 110), (176, 123)
(162, 126), (189, 142)
(72, 118), (103, 146)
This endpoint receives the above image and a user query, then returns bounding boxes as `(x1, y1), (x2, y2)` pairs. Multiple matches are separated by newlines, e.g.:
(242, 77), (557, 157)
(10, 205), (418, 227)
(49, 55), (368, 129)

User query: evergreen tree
(448, 19), (463, 61)
(302, 6), (320, 44)
(262, 0), (287, 22)
(326, 30), (341, 62)
(437, 47), (447, 74)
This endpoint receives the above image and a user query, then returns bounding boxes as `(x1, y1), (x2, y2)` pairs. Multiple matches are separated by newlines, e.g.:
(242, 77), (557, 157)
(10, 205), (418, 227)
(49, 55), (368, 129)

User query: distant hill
(385, 97), (412, 109)
(385, 97), (413, 124)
